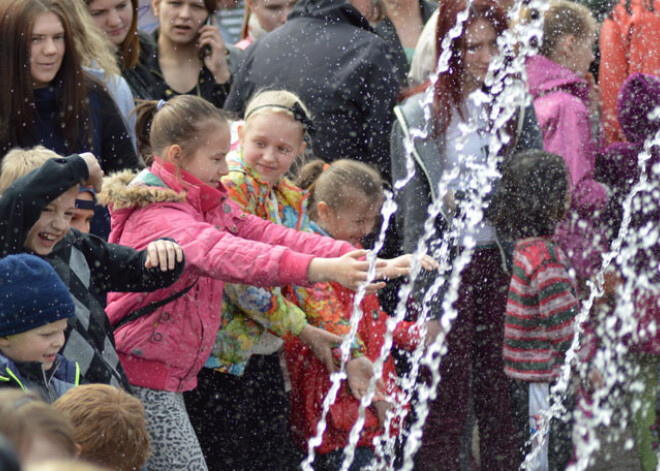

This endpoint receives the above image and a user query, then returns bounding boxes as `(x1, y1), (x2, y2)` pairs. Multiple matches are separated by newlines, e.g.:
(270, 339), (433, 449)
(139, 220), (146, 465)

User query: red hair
(432, 0), (509, 134)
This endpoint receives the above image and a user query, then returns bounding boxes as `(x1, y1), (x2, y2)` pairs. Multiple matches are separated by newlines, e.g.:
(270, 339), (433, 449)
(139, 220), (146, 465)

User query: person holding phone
(143, 0), (242, 107)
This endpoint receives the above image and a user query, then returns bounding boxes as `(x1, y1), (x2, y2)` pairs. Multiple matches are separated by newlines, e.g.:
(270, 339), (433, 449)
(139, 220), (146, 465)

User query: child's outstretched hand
(346, 356), (385, 401)
(145, 240), (184, 271)
(373, 400), (392, 428)
(79, 152), (104, 193)
(376, 254), (439, 280)
(307, 250), (386, 293)
(299, 324), (343, 373)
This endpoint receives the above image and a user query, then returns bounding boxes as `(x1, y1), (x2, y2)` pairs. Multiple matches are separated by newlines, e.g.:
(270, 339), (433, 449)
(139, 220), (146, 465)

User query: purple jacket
(527, 55), (608, 279)
(597, 73), (660, 354)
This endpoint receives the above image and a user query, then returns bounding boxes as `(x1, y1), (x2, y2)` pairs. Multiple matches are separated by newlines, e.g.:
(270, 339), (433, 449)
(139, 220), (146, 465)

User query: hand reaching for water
(145, 239), (184, 271)
(346, 356), (385, 401)
(307, 250), (386, 293)
(299, 324), (343, 373)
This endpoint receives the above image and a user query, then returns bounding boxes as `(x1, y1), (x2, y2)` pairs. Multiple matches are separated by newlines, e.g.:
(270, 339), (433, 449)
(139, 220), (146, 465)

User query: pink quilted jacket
(102, 158), (354, 392)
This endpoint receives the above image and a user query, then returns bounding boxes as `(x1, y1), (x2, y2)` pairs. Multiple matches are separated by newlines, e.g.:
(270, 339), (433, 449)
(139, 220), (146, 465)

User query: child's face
(30, 12), (66, 89)
(249, 0), (295, 33)
(70, 192), (95, 234)
(566, 33), (595, 77)
(181, 122), (231, 187)
(317, 190), (381, 246)
(240, 111), (305, 185)
(0, 318), (68, 371)
(24, 186), (77, 255)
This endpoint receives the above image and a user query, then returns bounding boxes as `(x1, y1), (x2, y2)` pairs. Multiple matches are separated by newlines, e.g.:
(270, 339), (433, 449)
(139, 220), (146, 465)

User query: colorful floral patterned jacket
(204, 153), (365, 375)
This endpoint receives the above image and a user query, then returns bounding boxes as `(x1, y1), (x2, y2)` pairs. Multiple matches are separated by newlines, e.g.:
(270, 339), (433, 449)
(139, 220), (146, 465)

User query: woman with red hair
(390, 0), (542, 468)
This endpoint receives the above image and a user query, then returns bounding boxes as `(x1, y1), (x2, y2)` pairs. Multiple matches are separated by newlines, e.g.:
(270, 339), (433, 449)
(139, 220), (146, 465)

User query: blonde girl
(183, 90), (433, 470)
(294, 159), (429, 469)
(101, 94), (410, 471)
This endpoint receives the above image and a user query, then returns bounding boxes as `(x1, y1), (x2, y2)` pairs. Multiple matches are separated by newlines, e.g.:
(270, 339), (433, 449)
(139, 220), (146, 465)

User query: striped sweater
(503, 237), (579, 382)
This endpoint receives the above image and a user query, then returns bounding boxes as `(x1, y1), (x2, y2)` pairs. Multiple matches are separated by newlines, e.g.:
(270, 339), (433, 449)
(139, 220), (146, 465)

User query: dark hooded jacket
(597, 73), (660, 354)
(224, 0), (399, 181)
(0, 155), (185, 389)
(0, 353), (79, 404)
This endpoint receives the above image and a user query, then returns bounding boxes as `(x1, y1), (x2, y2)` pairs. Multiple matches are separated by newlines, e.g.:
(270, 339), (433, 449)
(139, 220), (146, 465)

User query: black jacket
(0, 155), (185, 388)
(225, 0), (400, 181)
(122, 30), (242, 108)
(375, 0), (436, 88)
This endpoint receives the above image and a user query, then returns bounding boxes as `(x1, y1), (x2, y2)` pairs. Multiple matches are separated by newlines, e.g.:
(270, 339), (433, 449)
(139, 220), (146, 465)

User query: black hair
(493, 149), (569, 240)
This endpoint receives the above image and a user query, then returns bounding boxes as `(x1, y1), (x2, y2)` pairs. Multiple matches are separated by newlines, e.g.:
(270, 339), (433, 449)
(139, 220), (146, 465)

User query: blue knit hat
(0, 254), (75, 337)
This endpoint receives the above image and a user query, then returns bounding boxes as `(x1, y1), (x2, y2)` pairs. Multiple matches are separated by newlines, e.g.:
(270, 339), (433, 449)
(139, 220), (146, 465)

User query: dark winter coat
(123, 30), (242, 107)
(224, 0), (400, 181)
(2, 79), (138, 174)
(0, 155), (185, 388)
(374, 0), (436, 88)
(597, 73), (660, 354)
(0, 353), (79, 404)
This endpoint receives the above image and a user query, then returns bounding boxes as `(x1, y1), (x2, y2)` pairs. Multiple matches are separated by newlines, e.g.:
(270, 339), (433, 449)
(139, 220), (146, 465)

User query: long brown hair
(0, 0), (88, 155)
(432, 0), (509, 135)
(84, 0), (141, 70)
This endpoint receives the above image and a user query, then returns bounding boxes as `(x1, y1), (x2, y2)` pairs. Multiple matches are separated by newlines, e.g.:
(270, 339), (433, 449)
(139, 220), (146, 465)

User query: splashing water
(300, 0), (660, 469)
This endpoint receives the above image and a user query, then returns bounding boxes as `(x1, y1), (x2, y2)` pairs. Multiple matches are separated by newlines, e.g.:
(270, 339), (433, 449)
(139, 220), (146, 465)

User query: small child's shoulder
(516, 237), (563, 267)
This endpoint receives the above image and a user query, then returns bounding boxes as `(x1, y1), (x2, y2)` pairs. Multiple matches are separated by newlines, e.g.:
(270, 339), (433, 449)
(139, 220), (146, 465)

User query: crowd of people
(0, 0), (658, 470)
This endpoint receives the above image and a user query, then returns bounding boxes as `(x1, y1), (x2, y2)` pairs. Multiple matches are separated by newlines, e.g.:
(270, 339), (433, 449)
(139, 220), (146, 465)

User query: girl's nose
(43, 38), (58, 55)
(107, 9), (122, 27)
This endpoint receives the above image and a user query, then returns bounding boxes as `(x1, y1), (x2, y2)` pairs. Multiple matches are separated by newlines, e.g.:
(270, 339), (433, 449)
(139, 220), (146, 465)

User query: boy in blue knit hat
(0, 254), (80, 403)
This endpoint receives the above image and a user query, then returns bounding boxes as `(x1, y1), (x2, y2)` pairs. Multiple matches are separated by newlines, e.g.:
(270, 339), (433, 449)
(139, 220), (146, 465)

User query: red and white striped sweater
(503, 237), (579, 382)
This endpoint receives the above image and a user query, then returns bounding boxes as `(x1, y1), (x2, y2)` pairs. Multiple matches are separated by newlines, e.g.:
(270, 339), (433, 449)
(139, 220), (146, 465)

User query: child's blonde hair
(0, 146), (60, 193)
(54, 384), (150, 471)
(25, 461), (111, 471)
(244, 89), (313, 137)
(298, 159), (383, 220)
(537, 0), (597, 57)
(57, 0), (121, 77)
(0, 390), (77, 460)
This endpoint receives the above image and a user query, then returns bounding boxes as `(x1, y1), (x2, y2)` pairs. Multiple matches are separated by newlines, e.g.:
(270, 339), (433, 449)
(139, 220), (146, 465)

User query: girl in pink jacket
(100, 95), (403, 471)
(525, 0), (608, 282)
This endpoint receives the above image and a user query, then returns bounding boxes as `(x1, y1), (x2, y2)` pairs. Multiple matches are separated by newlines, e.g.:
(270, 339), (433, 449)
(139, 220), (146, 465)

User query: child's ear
(0, 336), (10, 348)
(316, 201), (331, 222)
(151, 0), (160, 15)
(75, 443), (83, 458)
(560, 35), (576, 58)
(237, 124), (245, 143)
(164, 144), (184, 165)
(298, 141), (307, 156)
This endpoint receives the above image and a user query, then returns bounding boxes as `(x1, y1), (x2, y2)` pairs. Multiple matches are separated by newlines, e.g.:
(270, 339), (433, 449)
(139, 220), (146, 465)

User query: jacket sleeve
(390, 118), (433, 255)
(223, 283), (307, 339)
(539, 96), (596, 189)
(96, 86), (141, 173)
(361, 48), (399, 182)
(0, 155), (88, 258)
(513, 103), (544, 154)
(120, 203), (346, 288)
(533, 257), (579, 355)
(236, 210), (355, 260)
(73, 230), (185, 293)
(223, 48), (256, 116)
(599, 15), (629, 146)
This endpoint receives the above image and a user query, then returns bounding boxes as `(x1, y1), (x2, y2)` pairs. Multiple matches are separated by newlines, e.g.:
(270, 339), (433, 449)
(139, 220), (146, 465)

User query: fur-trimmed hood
(97, 168), (186, 210)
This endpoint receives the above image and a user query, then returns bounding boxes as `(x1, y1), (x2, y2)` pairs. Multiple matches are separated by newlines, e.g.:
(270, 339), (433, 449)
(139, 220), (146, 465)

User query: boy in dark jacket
(0, 149), (185, 389)
(0, 254), (79, 403)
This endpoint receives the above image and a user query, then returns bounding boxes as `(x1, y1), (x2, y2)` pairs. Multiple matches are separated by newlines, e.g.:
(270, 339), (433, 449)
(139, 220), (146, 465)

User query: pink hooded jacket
(101, 158), (354, 392)
(527, 55), (608, 279)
